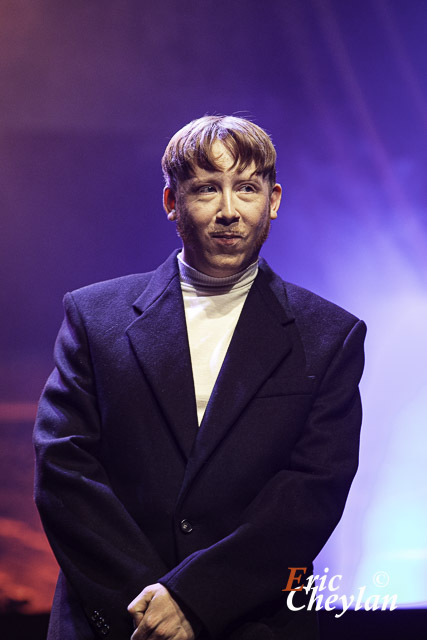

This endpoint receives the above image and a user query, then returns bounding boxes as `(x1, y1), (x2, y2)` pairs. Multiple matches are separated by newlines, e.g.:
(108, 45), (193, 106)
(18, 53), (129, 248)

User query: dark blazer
(34, 250), (366, 640)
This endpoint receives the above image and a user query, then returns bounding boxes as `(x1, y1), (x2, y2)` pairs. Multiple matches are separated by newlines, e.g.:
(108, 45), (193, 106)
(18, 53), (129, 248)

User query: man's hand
(128, 583), (196, 640)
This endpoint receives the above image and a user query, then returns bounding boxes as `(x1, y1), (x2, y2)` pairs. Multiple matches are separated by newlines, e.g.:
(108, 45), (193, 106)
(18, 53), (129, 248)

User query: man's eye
(198, 185), (216, 193)
(239, 184), (255, 193)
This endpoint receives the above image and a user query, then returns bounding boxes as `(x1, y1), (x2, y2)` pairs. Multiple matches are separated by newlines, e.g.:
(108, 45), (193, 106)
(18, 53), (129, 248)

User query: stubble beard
(175, 205), (272, 258)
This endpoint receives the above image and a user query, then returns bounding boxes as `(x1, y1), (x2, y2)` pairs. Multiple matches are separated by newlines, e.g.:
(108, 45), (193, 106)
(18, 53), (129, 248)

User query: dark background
(1, 0), (426, 637)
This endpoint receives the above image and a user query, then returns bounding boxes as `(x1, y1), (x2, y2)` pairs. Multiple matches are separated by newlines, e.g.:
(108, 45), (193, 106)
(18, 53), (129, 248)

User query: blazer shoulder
(65, 250), (181, 315)
(283, 280), (366, 361)
(65, 272), (155, 317)
(258, 258), (362, 332)
(284, 281), (361, 327)
(278, 280), (366, 377)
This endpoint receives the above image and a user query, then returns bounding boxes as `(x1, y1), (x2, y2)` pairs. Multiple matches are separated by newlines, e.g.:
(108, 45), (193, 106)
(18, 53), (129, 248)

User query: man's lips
(210, 233), (244, 247)
(210, 233), (244, 238)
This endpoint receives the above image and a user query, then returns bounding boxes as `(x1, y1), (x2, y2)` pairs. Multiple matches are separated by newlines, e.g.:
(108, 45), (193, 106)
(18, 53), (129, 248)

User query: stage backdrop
(0, 0), (426, 615)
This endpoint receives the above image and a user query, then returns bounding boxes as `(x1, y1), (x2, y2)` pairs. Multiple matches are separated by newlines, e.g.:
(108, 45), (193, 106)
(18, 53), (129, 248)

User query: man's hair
(162, 115), (277, 191)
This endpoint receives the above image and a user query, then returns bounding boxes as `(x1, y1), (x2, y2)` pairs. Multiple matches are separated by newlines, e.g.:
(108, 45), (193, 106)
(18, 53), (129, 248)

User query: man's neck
(177, 251), (258, 290)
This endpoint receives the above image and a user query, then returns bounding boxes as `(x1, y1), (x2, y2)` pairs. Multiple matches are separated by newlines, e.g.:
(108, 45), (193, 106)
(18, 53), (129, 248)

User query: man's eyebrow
(188, 171), (223, 181)
(187, 176), (219, 184)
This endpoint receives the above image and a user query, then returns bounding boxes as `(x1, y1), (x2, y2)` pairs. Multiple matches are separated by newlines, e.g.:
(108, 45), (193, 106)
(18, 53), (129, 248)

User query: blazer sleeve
(158, 318), (367, 638)
(33, 292), (169, 639)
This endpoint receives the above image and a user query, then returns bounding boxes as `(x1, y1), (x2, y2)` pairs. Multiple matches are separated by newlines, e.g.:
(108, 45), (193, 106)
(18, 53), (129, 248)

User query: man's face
(164, 142), (282, 277)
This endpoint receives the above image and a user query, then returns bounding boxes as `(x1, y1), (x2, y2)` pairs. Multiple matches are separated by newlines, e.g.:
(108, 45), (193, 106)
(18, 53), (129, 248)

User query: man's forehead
(188, 144), (261, 180)
(209, 140), (233, 164)
(207, 140), (256, 173)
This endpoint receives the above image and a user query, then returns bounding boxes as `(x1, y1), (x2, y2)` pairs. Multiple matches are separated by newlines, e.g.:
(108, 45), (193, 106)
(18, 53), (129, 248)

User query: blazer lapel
(125, 251), (199, 460)
(178, 260), (296, 499)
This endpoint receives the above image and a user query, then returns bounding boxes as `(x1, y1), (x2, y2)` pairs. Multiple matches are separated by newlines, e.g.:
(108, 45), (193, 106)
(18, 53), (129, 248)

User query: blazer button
(180, 519), (193, 534)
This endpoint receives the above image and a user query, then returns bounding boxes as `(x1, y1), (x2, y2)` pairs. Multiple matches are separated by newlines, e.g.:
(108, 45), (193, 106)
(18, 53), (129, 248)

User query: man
(34, 115), (366, 640)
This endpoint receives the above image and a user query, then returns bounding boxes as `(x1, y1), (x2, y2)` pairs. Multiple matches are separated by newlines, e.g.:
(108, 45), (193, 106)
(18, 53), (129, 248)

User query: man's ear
(163, 187), (177, 221)
(269, 183), (282, 220)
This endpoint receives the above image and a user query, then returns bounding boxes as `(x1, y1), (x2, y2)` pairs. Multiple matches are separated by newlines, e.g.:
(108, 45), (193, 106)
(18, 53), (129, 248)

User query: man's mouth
(210, 233), (244, 247)
(210, 232), (244, 238)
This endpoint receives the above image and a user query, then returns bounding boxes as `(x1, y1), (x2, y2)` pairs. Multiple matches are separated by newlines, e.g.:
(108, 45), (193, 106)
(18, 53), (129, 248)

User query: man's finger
(129, 583), (195, 640)
(128, 586), (154, 627)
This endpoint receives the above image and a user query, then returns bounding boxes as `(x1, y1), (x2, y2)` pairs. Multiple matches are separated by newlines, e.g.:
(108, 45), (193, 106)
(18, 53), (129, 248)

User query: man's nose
(216, 190), (239, 223)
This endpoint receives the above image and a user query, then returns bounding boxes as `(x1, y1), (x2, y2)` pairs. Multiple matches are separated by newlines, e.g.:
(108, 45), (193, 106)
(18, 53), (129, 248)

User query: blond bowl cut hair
(162, 115), (277, 192)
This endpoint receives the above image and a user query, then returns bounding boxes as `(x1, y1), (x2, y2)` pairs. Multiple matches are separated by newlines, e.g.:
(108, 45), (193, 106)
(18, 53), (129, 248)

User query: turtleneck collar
(177, 251), (258, 291)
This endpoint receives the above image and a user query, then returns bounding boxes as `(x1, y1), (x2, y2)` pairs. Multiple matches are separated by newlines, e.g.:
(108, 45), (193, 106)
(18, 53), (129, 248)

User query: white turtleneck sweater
(177, 252), (258, 425)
